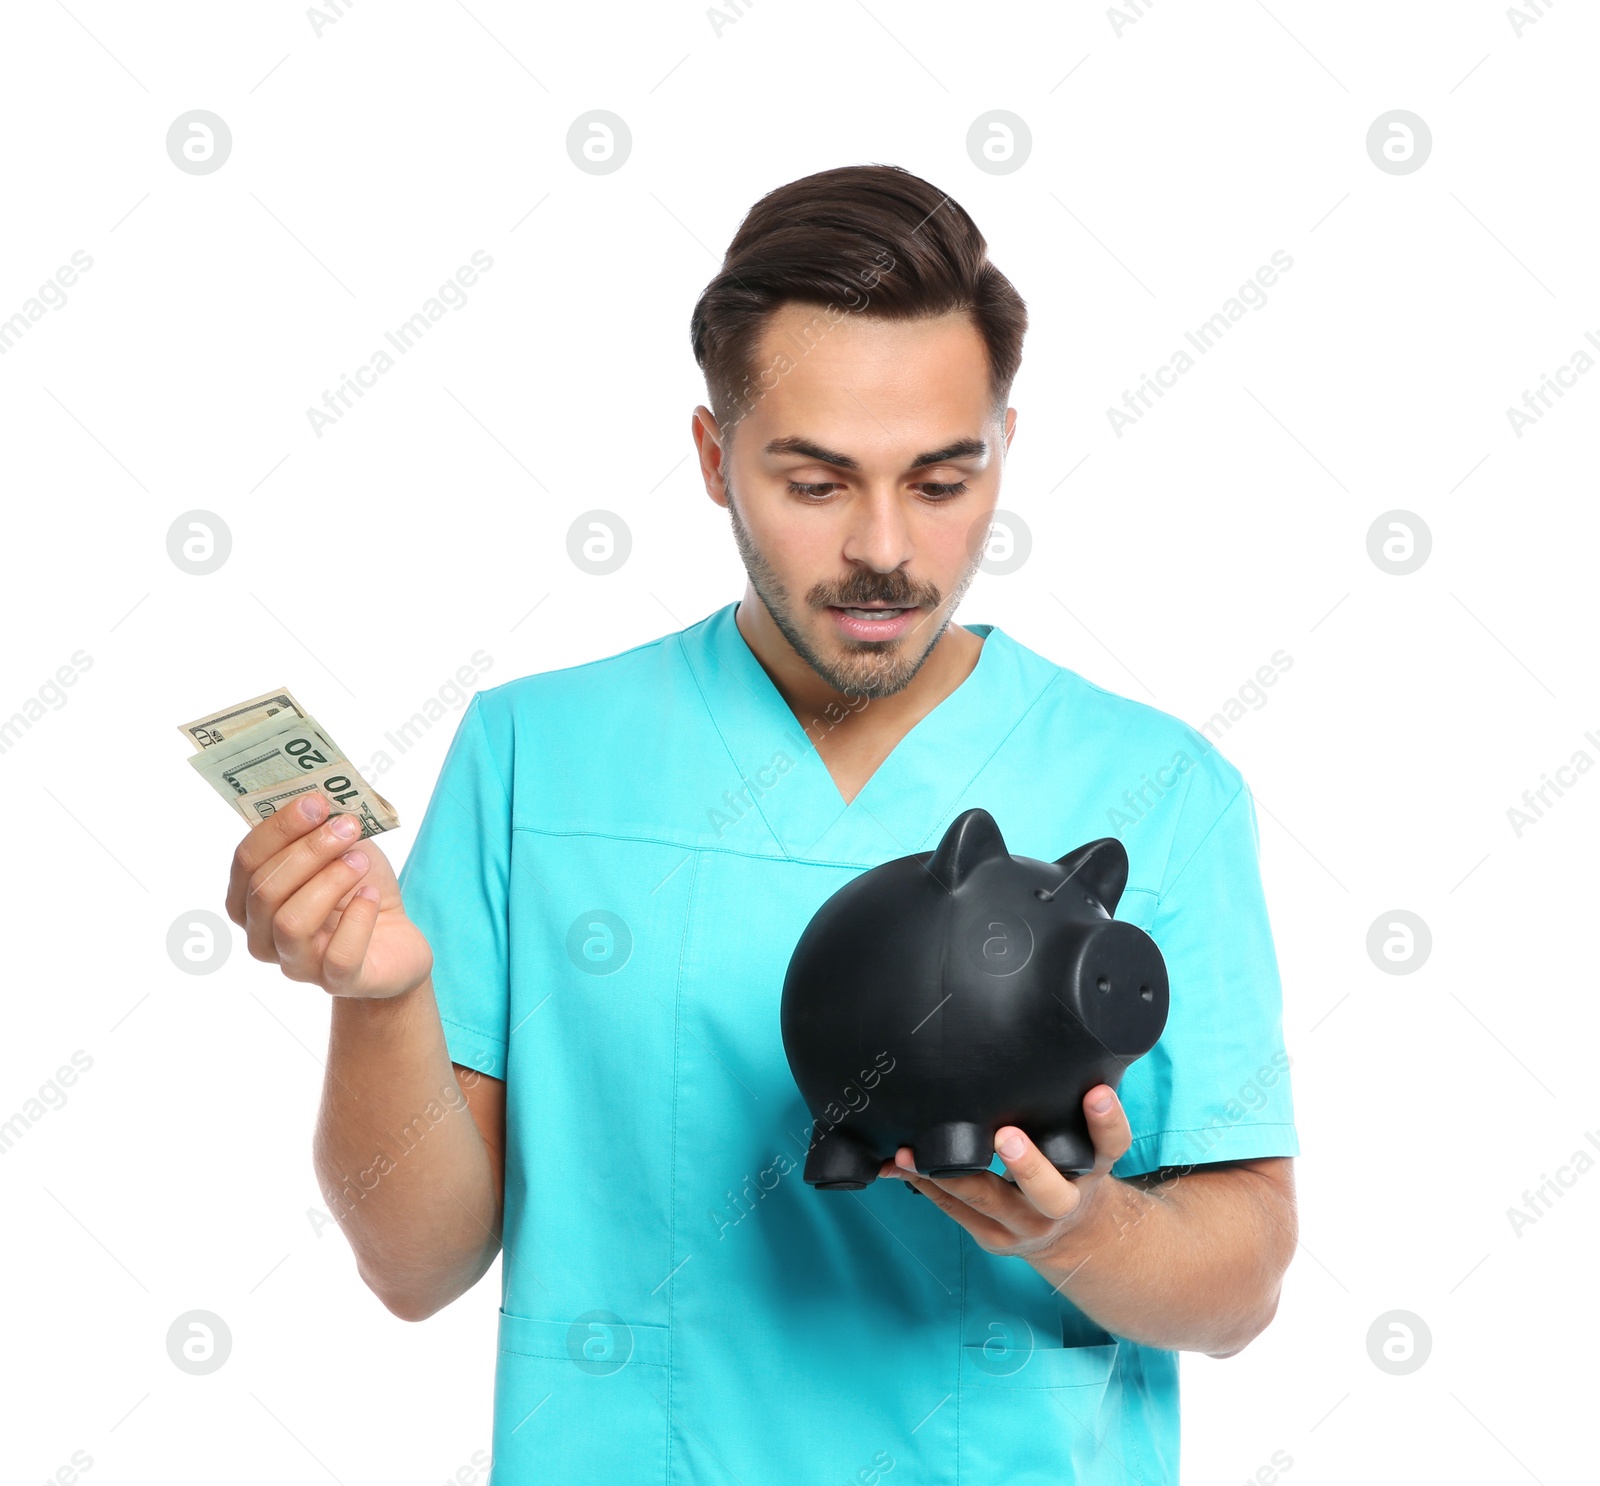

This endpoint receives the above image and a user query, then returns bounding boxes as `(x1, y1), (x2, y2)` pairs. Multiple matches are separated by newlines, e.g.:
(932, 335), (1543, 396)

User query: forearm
(1029, 1165), (1295, 1357)
(312, 976), (501, 1321)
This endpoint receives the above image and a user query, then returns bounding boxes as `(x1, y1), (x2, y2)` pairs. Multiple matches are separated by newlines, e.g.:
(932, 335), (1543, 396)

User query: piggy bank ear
(1054, 837), (1130, 913)
(928, 808), (1008, 892)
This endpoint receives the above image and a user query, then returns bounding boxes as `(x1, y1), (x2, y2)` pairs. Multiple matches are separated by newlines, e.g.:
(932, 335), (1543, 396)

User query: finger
(226, 792), (330, 925)
(895, 1165), (1018, 1248)
(319, 884), (382, 995)
(272, 847), (375, 982)
(240, 811), (369, 962)
(1083, 1085), (1133, 1175)
(994, 1127), (1082, 1223)
(887, 1145), (1040, 1245)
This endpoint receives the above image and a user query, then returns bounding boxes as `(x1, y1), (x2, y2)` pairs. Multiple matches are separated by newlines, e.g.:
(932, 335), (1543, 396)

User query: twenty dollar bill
(179, 686), (399, 839)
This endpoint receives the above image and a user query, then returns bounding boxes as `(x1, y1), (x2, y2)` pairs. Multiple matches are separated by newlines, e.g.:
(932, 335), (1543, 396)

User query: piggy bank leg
(803, 1120), (883, 1190)
(913, 1120), (991, 1177)
(1036, 1123), (1096, 1178)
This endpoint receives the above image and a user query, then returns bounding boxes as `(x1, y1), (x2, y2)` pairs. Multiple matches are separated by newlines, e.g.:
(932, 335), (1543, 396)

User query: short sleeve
(396, 691), (512, 1080)
(1113, 752), (1299, 1177)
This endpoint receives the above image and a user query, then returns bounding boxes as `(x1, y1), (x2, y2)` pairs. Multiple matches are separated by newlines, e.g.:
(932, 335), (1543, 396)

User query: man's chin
(808, 618), (937, 699)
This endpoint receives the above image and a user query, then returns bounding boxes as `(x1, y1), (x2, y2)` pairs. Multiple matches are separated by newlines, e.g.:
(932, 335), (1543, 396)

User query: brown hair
(690, 163), (1028, 440)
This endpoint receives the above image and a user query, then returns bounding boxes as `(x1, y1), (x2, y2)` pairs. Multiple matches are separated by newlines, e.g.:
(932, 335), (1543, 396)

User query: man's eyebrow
(762, 435), (989, 472)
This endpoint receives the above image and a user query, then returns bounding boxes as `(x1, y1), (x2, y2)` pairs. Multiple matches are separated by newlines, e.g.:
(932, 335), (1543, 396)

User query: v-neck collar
(679, 600), (1052, 865)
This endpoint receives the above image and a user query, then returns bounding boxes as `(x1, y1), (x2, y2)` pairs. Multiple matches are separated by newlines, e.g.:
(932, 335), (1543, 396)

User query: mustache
(816, 579), (939, 608)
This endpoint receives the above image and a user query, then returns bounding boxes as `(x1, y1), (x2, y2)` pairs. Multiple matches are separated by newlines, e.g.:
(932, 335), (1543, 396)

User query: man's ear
(692, 405), (729, 507)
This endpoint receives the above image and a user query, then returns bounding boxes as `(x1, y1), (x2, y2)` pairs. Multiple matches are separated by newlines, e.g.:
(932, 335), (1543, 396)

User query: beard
(722, 472), (986, 701)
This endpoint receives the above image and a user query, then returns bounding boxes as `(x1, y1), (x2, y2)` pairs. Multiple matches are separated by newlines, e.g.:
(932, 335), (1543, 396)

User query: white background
(2, 1), (1595, 1482)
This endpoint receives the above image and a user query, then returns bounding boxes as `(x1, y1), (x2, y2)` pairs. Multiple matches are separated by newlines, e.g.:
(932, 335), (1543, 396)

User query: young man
(227, 164), (1299, 1483)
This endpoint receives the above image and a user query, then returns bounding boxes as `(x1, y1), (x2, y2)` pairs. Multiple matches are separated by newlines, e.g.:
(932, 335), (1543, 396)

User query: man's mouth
(833, 605), (914, 621)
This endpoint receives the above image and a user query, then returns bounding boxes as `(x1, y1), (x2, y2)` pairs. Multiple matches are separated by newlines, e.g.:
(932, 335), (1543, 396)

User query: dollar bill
(233, 764), (399, 839)
(180, 687), (398, 837)
(177, 686), (310, 750)
(189, 714), (349, 802)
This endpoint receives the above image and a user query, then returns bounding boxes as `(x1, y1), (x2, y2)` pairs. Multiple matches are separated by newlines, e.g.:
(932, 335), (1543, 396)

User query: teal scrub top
(396, 600), (1298, 1486)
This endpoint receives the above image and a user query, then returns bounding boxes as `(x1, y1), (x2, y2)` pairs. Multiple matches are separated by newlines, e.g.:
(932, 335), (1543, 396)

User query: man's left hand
(873, 1084), (1130, 1262)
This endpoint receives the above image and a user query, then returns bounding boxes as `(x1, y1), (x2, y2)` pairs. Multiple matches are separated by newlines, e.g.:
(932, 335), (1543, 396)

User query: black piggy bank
(780, 808), (1170, 1190)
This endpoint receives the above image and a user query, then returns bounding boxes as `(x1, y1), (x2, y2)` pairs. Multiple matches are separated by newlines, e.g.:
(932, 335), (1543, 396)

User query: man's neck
(733, 589), (985, 776)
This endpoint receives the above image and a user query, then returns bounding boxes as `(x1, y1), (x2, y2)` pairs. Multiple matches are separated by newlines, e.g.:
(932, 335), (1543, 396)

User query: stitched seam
(910, 663), (1071, 852)
(956, 1231), (965, 1484)
(504, 665), (1133, 866)
(467, 691), (514, 812)
(674, 625), (791, 858)
(669, 621), (1062, 859)
(664, 847), (702, 1486)
(511, 823), (921, 870)
(959, 1376), (1112, 1391)
(437, 1013), (507, 1056)
(1125, 1122), (1297, 1141)
(1157, 780), (1247, 909)
(498, 1344), (668, 1367)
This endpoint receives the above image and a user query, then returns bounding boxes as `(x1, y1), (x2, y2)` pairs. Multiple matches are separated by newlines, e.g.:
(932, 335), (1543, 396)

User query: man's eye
(785, 479), (969, 499)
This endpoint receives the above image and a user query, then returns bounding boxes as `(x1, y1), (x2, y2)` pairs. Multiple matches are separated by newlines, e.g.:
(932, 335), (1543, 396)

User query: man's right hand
(226, 792), (433, 1000)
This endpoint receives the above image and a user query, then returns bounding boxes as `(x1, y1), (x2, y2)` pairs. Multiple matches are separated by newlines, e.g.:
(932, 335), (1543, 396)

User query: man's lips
(826, 604), (921, 640)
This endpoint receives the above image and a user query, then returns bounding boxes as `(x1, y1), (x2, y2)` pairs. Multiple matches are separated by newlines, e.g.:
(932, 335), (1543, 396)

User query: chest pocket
(491, 1308), (670, 1484)
(958, 1335), (1123, 1484)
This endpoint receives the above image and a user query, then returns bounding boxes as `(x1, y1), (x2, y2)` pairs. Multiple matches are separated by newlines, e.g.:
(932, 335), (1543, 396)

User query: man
(227, 163), (1298, 1483)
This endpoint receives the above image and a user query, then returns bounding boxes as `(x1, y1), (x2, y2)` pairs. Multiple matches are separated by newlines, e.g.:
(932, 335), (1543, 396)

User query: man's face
(700, 304), (1014, 701)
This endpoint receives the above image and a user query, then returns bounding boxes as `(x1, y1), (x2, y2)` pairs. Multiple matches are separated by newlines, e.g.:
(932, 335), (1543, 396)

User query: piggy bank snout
(1073, 920), (1170, 1054)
